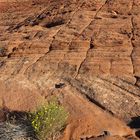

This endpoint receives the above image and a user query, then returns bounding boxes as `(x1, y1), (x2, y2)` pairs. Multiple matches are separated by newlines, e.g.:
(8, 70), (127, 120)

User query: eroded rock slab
(0, 0), (140, 139)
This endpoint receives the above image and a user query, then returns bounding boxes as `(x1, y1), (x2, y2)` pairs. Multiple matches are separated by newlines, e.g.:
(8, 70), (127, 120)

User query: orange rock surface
(0, 0), (140, 139)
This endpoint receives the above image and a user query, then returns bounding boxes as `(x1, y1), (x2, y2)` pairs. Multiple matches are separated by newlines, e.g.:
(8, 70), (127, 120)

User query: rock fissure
(23, 0), (86, 76)
(0, 0), (140, 139)
(99, 76), (140, 98)
(65, 77), (115, 115)
(74, 39), (92, 79)
(74, 0), (109, 78)
(130, 0), (135, 78)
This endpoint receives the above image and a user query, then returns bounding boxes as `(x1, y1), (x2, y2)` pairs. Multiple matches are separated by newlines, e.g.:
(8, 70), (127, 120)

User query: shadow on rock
(0, 110), (37, 140)
(135, 130), (140, 138)
(128, 116), (140, 138)
(128, 116), (140, 129)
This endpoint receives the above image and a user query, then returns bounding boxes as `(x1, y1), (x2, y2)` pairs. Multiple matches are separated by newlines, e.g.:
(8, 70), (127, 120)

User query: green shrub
(30, 102), (68, 140)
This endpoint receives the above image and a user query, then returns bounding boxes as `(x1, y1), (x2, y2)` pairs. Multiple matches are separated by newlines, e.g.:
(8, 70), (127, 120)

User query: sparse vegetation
(0, 101), (68, 140)
(30, 102), (68, 140)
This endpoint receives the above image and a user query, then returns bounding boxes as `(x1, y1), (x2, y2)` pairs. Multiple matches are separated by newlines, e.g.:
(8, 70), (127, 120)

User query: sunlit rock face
(0, 0), (140, 139)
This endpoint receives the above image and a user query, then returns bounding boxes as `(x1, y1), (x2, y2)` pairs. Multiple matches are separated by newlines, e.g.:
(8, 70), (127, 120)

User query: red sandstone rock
(0, 0), (140, 139)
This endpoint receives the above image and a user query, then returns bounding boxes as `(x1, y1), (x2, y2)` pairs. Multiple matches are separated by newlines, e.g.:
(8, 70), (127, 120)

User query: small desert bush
(30, 102), (68, 140)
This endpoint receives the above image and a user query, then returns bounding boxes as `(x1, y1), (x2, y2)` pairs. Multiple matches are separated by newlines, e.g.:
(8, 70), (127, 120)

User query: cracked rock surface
(0, 0), (140, 139)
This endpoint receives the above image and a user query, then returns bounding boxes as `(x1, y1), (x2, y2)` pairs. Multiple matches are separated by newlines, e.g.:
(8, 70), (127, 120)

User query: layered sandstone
(0, 0), (140, 139)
